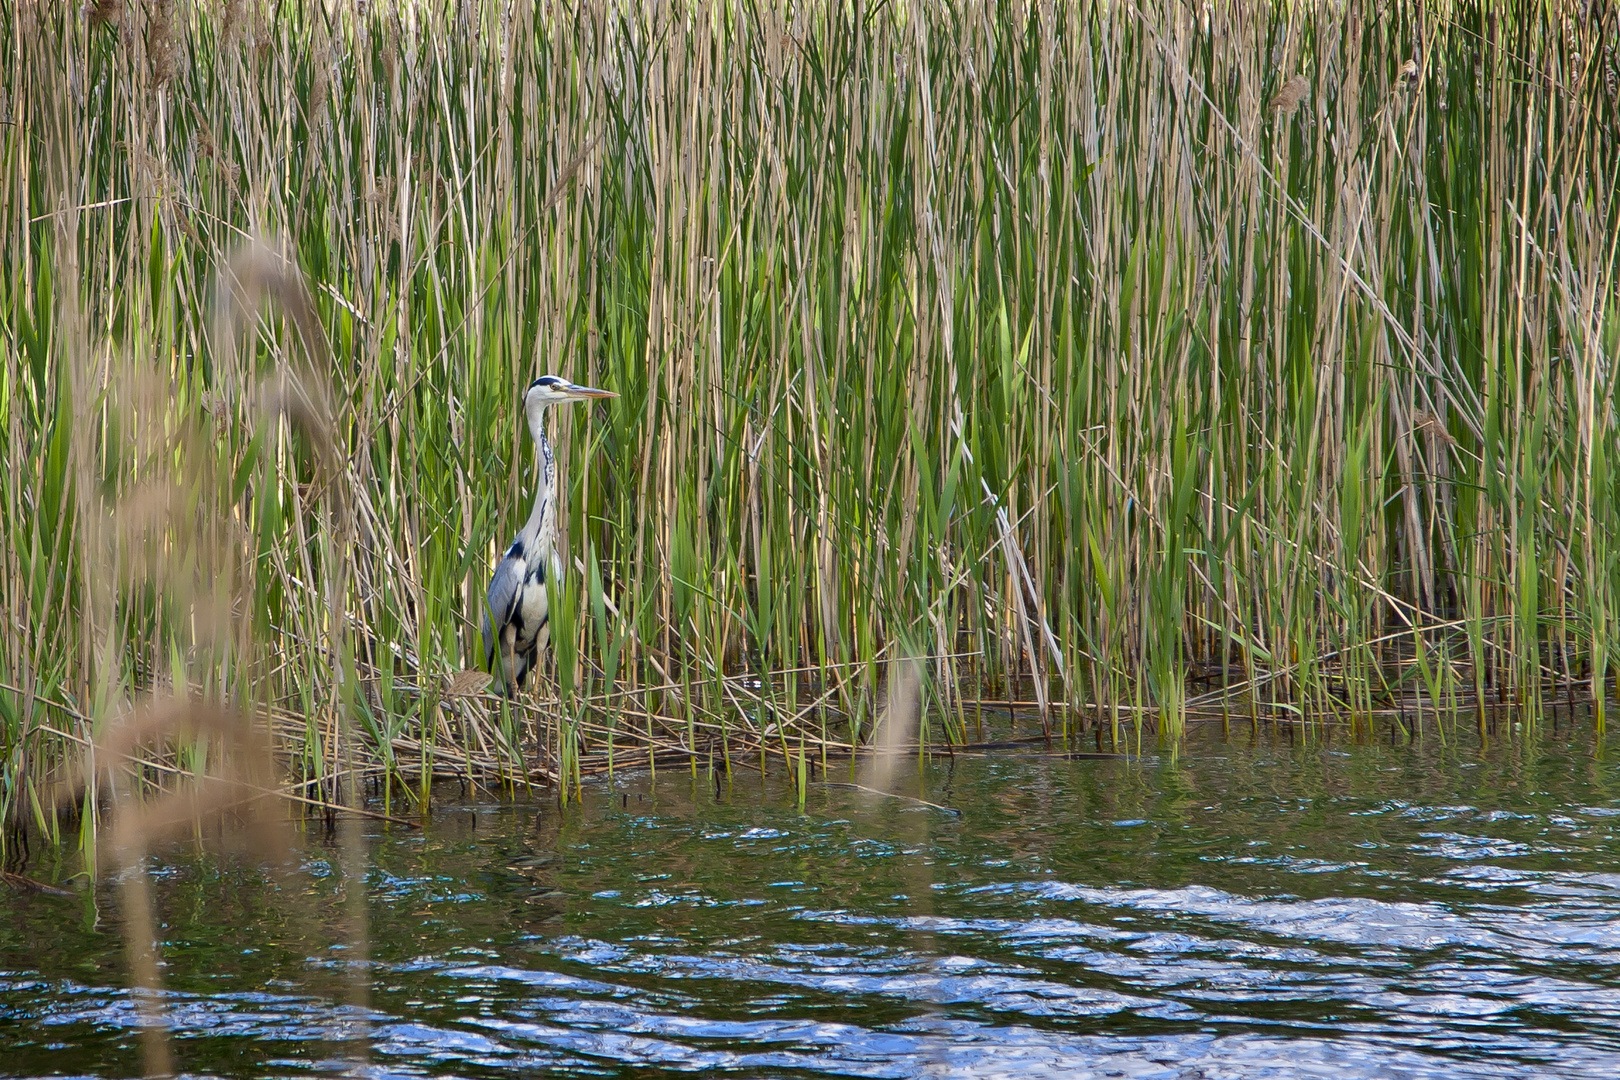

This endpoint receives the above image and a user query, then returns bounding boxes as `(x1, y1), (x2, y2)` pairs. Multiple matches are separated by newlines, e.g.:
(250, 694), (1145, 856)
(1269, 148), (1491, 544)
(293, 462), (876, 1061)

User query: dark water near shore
(4, 725), (1620, 1078)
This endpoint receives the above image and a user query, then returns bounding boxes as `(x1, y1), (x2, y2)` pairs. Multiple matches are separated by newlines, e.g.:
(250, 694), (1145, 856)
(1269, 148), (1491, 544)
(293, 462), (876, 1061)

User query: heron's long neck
(522, 415), (557, 550)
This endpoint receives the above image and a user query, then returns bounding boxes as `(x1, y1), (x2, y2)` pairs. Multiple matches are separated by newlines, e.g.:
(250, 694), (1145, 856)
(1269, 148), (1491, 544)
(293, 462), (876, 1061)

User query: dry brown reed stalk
(850, 649), (945, 1068)
(78, 248), (317, 1076)
(215, 236), (375, 1066)
(94, 700), (282, 849)
(860, 655), (923, 798)
(88, 694), (288, 1080)
(44, 194), (368, 1070)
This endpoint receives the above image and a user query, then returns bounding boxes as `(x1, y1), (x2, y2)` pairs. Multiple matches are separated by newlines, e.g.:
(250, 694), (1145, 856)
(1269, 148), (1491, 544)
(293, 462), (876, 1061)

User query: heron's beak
(564, 382), (617, 400)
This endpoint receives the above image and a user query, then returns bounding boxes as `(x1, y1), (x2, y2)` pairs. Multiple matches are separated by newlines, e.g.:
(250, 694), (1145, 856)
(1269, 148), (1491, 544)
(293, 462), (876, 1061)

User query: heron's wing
(483, 552), (525, 665)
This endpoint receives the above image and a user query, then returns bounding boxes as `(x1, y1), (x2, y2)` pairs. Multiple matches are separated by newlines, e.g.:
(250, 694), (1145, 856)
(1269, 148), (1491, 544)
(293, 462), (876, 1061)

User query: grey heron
(483, 375), (616, 694)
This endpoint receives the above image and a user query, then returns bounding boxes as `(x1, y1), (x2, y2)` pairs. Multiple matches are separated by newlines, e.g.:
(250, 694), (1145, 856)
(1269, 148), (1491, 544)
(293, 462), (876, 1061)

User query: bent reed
(1, 1), (1617, 840)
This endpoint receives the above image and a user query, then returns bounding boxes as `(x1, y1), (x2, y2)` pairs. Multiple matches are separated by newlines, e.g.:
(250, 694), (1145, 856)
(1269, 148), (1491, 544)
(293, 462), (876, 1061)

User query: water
(5, 726), (1620, 1078)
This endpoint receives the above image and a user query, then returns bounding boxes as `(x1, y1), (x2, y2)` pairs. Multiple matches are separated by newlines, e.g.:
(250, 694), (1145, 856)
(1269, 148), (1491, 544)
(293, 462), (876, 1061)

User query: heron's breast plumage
(512, 554), (551, 652)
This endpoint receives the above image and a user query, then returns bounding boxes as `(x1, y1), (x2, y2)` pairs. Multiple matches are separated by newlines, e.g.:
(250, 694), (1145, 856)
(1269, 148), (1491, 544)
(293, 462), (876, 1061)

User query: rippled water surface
(5, 726), (1620, 1078)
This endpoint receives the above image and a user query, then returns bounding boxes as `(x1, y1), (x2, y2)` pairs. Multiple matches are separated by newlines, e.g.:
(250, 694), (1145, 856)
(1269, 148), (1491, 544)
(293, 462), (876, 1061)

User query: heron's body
(483, 376), (614, 694)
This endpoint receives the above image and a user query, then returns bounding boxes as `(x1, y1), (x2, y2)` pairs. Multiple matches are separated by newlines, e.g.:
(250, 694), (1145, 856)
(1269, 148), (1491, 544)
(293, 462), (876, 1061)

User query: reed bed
(1, 1), (1617, 842)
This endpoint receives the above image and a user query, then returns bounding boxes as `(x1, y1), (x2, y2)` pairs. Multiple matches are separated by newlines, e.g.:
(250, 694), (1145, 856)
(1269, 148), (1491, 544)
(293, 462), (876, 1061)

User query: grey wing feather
(483, 554), (525, 667)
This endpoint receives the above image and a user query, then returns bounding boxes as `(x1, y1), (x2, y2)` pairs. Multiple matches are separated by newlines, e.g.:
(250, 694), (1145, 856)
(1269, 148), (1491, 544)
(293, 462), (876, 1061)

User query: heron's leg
(500, 625), (520, 697)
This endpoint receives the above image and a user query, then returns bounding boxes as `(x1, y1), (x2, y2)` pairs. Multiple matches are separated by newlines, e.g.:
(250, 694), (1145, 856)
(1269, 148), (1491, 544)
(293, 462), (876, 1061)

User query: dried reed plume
(1269, 74), (1310, 116)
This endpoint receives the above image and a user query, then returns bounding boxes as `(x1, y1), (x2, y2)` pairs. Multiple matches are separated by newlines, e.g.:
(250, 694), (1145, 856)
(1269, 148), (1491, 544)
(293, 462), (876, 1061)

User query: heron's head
(523, 375), (617, 440)
(525, 374), (617, 407)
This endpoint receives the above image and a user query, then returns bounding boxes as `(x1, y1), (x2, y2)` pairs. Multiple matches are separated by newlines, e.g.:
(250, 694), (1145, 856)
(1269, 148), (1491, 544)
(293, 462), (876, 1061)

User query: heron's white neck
(521, 401), (557, 544)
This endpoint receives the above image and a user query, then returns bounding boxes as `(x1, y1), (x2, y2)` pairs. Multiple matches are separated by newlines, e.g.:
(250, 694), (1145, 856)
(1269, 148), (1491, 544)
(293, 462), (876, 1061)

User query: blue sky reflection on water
(3, 724), (1620, 1078)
